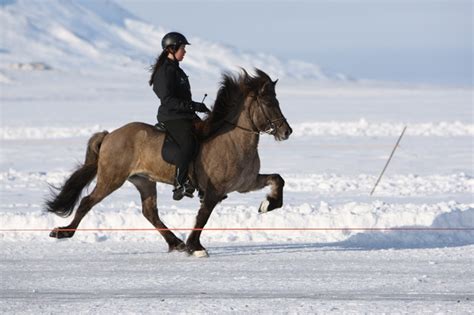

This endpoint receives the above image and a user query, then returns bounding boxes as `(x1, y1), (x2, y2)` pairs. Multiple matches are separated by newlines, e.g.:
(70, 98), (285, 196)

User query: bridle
(225, 96), (287, 136)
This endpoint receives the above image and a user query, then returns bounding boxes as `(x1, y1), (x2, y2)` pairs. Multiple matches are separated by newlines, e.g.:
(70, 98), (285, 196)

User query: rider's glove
(191, 101), (211, 113)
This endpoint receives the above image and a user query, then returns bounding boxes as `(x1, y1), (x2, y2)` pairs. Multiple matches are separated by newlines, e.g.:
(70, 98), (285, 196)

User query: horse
(45, 68), (293, 257)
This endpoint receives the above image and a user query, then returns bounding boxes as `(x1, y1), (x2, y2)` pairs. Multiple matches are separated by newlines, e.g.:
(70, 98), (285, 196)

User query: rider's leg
(162, 119), (197, 200)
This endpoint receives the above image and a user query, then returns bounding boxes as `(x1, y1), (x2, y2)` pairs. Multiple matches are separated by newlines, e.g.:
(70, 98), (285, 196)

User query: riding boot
(173, 179), (195, 200)
(173, 168), (195, 201)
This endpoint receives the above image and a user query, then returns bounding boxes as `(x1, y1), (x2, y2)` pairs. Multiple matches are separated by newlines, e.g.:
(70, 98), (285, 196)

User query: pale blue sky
(117, 0), (472, 86)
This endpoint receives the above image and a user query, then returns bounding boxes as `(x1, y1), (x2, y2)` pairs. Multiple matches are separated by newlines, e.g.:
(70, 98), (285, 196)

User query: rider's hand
(191, 101), (211, 113)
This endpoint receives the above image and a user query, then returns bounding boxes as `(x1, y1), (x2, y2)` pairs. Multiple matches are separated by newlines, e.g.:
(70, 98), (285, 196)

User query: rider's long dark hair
(148, 49), (169, 86)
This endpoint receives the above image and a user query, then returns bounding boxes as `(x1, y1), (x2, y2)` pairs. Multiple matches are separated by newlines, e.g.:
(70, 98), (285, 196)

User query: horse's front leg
(251, 174), (285, 213)
(186, 192), (221, 257)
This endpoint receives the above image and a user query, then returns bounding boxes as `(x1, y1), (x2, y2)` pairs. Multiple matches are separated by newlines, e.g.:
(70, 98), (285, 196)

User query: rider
(149, 32), (210, 201)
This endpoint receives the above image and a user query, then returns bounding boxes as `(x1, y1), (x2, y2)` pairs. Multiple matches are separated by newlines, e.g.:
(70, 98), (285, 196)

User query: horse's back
(97, 122), (167, 175)
(112, 121), (160, 135)
(105, 122), (164, 146)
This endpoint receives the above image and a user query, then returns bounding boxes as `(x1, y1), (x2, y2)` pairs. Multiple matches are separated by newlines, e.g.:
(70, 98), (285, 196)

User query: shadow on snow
(213, 208), (474, 256)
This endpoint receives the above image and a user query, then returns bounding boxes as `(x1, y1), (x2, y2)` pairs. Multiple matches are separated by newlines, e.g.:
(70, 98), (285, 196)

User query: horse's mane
(194, 68), (273, 140)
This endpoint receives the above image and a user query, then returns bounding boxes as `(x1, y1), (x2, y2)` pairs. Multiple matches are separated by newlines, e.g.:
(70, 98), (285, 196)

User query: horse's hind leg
(251, 174), (285, 213)
(50, 181), (121, 239)
(50, 173), (126, 239)
(129, 176), (186, 252)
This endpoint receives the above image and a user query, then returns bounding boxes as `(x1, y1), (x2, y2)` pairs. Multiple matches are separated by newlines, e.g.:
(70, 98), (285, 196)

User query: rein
(224, 97), (287, 136)
(224, 120), (260, 135)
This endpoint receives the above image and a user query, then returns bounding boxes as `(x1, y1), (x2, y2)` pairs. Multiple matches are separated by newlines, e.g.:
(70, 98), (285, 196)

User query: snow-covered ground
(1, 0), (473, 313)
(2, 241), (473, 314)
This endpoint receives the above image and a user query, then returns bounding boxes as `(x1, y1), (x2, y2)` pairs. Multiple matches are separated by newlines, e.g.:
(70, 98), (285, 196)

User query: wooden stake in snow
(370, 126), (407, 196)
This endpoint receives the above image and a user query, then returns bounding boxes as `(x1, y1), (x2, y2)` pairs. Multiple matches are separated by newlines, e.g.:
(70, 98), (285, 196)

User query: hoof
(259, 198), (282, 214)
(190, 250), (209, 258)
(168, 242), (187, 253)
(258, 200), (270, 213)
(49, 227), (74, 239)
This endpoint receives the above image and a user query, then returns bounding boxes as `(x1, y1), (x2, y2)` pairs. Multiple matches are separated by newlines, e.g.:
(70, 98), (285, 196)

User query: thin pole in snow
(370, 126), (407, 196)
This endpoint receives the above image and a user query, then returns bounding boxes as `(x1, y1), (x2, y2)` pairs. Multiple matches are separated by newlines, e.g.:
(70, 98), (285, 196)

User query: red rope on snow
(0, 227), (472, 232)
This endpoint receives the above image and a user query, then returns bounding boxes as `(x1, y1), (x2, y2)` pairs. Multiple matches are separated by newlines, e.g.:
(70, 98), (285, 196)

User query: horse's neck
(228, 106), (260, 151)
(203, 98), (259, 153)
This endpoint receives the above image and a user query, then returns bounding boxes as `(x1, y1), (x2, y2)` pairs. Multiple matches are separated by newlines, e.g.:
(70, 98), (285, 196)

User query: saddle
(155, 122), (227, 203)
(154, 122), (198, 166)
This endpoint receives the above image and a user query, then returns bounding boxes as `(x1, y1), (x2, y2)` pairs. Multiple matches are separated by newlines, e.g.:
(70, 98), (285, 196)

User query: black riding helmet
(161, 32), (191, 50)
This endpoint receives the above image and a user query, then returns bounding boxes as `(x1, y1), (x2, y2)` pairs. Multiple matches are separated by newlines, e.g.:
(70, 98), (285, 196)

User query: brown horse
(46, 68), (292, 257)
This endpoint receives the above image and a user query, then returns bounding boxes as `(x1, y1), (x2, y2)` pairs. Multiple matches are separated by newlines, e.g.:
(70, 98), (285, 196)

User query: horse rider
(149, 32), (211, 201)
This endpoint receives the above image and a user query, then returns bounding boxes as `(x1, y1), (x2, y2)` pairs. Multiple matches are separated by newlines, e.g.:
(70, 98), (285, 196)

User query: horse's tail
(45, 131), (109, 217)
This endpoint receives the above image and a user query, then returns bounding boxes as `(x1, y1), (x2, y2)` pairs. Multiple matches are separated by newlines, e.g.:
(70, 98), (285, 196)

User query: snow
(1, 119), (473, 140)
(116, 0), (472, 86)
(1, 241), (473, 314)
(2, 120), (473, 140)
(1, 0), (473, 313)
(0, 0), (342, 81)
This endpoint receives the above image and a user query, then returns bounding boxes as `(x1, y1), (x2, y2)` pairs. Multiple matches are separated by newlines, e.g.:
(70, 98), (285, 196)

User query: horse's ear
(260, 79), (277, 95)
(259, 81), (272, 95)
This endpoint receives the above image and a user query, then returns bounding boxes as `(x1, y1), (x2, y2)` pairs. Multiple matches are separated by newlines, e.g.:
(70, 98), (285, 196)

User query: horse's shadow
(212, 207), (474, 256)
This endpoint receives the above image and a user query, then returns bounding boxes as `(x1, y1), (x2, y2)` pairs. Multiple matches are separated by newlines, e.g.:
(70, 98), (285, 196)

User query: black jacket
(153, 58), (195, 122)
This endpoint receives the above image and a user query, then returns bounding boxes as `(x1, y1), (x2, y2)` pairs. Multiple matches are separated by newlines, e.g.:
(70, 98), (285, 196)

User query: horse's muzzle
(275, 124), (292, 141)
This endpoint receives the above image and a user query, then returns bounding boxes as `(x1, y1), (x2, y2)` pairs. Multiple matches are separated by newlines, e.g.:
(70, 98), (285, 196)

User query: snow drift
(1, 200), (473, 249)
(0, 0), (345, 81)
(1, 120), (472, 140)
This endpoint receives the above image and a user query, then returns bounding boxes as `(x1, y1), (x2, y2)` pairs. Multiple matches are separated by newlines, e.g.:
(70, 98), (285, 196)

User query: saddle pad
(155, 124), (198, 166)
(161, 133), (180, 165)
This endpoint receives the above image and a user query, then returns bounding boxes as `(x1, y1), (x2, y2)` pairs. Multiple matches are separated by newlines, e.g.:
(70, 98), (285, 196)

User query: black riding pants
(162, 119), (197, 185)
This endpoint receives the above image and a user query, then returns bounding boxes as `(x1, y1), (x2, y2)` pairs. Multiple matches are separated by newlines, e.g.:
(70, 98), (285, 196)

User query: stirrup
(173, 180), (195, 201)
(183, 180), (195, 198)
